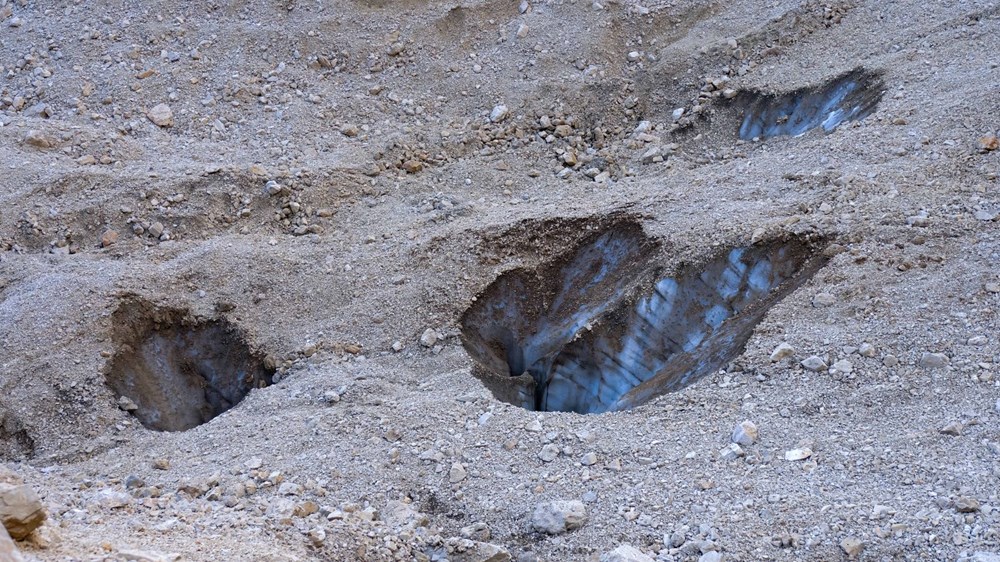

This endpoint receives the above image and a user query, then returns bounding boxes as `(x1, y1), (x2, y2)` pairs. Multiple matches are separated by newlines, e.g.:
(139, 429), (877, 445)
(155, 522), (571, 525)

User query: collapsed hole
(105, 299), (274, 432)
(737, 67), (884, 140)
(461, 226), (827, 414)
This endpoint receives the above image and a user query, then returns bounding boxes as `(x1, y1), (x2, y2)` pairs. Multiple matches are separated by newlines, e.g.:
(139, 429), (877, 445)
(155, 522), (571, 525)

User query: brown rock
(978, 135), (999, 152)
(402, 159), (424, 173)
(840, 537), (863, 559)
(23, 130), (54, 149)
(0, 483), (46, 540)
(0, 525), (26, 562)
(956, 496), (980, 513)
(101, 230), (119, 248)
(147, 104), (174, 127)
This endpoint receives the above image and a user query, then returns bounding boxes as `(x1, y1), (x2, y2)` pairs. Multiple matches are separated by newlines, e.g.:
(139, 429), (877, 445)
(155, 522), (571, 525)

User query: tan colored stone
(146, 103), (174, 127)
(0, 483), (46, 540)
(101, 230), (119, 248)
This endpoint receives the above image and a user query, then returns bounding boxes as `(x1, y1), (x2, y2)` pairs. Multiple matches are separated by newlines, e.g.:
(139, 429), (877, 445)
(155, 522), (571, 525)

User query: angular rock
(801, 356), (827, 372)
(449, 462), (468, 483)
(601, 544), (653, 562)
(719, 443), (744, 461)
(146, 103), (174, 127)
(530, 500), (586, 534)
(383, 500), (429, 530)
(840, 537), (863, 559)
(956, 496), (981, 513)
(731, 421), (758, 446)
(420, 328), (438, 347)
(0, 483), (46, 540)
(445, 538), (510, 562)
(769, 342), (794, 362)
(919, 352), (949, 369)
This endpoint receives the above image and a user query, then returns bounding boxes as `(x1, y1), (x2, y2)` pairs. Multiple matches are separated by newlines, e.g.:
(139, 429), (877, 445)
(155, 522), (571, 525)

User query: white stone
(719, 443), (744, 461)
(601, 544), (653, 562)
(784, 448), (813, 461)
(146, 103), (174, 127)
(769, 342), (794, 362)
(530, 500), (587, 534)
(801, 356), (827, 371)
(489, 104), (509, 123)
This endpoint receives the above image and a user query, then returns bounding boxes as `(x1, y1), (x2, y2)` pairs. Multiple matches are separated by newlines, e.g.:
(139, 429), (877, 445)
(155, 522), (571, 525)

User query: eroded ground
(0, 0), (998, 560)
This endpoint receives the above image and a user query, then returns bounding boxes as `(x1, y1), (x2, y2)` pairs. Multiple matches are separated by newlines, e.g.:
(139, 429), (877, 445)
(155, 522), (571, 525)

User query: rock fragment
(939, 421), (964, 436)
(0, 483), (46, 540)
(600, 544), (653, 562)
(719, 443), (744, 461)
(530, 500), (586, 534)
(449, 463), (468, 483)
(784, 448), (812, 461)
(769, 342), (794, 362)
(146, 103), (174, 127)
(919, 352), (949, 369)
(840, 537), (864, 559)
(420, 328), (438, 348)
(956, 496), (981, 513)
(801, 356), (827, 372)
(731, 421), (758, 446)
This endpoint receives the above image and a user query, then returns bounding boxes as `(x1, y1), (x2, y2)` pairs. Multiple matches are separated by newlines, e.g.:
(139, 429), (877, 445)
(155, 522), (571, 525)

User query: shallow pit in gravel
(737, 68), (884, 140)
(106, 300), (273, 432)
(462, 226), (827, 413)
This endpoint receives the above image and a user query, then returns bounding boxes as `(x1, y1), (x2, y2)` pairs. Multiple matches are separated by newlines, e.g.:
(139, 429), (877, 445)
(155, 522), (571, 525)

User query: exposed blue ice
(738, 70), (883, 140)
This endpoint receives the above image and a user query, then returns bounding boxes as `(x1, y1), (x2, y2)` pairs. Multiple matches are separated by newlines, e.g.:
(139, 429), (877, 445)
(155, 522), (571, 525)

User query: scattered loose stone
(812, 292), (836, 306)
(801, 356), (827, 372)
(530, 500), (587, 534)
(832, 359), (853, 373)
(23, 130), (54, 148)
(699, 553), (723, 562)
(146, 103), (174, 127)
(0, 483), (46, 540)
(118, 549), (181, 562)
(939, 421), (964, 436)
(538, 444), (559, 463)
(840, 537), (864, 559)
(101, 230), (119, 248)
(420, 328), (439, 347)
(968, 335), (988, 346)
(956, 496), (981, 513)
(719, 443), (744, 461)
(490, 104), (510, 123)
(731, 421), (758, 446)
(770, 342), (794, 362)
(919, 352), (949, 369)
(784, 448), (812, 461)
(444, 538), (510, 562)
(450, 463), (468, 483)
(600, 544), (653, 562)
(883, 355), (899, 367)
(580, 452), (598, 466)
(858, 343), (876, 357)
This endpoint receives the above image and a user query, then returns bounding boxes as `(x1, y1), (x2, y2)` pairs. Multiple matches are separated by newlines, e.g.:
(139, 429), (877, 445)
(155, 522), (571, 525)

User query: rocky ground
(0, 0), (998, 560)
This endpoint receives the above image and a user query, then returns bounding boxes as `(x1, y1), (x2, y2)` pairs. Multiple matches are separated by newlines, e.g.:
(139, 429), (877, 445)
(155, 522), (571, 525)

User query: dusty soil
(0, 0), (998, 560)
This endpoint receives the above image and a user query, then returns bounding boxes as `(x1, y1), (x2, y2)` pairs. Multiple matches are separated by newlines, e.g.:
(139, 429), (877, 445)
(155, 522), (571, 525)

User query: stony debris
(940, 421), (964, 436)
(731, 421), (758, 446)
(718, 443), (744, 461)
(919, 352), (949, 369)
(801, 356), (828, 371)
(530, 500), (587, 535)
(840, 537), (864, 559)
(769, 342), (794, 362)
(146, 103), (174, 127)
(420, 328), (439, 347)
(956, 496), (981, 513)
(784, 448), (813, 461)
(118, 549), (182, 562)
(442, 538), (511, 562)
(0, 483), (46, 540)
(600, 544), (653, 562)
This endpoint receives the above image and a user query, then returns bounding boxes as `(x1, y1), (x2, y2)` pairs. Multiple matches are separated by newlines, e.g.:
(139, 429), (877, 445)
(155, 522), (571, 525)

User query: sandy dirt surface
(0, 0), (998, 560)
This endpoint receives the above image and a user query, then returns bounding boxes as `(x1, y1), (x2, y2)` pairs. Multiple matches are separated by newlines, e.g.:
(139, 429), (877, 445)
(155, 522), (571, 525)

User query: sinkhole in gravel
(105, 300), (273, 432)
(738, 68), (884, 140)
(461, 223), (826, 413)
